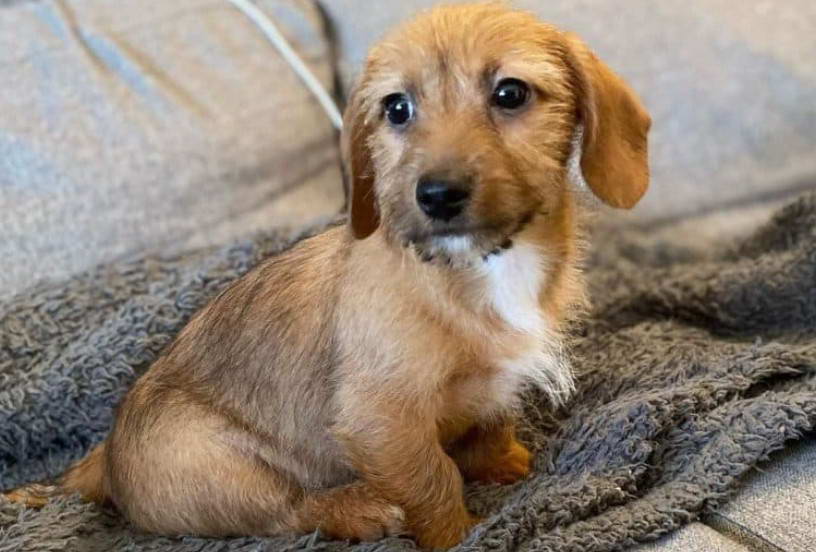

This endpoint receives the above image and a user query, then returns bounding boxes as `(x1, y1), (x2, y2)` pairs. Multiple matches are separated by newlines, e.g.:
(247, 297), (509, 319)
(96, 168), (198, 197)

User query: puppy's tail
(3, 442), (108, 508)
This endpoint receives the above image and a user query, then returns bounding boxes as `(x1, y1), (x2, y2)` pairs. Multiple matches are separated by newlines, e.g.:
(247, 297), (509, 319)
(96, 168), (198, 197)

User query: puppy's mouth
(428, 224), (494, 238)
(404, 208), (539, 265)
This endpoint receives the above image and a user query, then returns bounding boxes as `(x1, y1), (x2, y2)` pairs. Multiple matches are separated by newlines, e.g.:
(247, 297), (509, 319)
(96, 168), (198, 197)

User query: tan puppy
(5, 3), (650, 549)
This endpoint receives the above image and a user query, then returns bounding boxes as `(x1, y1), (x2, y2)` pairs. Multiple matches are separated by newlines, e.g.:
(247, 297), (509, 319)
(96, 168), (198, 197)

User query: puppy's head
(343, 3), (651, 257)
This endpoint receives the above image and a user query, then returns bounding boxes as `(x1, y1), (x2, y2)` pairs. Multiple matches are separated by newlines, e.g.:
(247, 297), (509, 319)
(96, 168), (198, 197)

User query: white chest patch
(478, 242), (573, 408)
(482, 242), (546, 333)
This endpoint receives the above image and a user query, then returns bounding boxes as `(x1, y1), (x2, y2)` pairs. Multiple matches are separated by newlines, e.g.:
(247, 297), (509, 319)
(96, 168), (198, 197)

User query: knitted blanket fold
(2, 195), (815, 552)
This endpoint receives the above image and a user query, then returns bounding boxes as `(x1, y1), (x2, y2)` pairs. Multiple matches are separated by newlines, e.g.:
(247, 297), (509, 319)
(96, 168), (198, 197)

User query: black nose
(416, 177), (471, 221)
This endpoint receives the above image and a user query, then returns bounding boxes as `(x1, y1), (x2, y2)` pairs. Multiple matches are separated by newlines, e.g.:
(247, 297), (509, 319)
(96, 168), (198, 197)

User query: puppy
(5, 3), (650, 549)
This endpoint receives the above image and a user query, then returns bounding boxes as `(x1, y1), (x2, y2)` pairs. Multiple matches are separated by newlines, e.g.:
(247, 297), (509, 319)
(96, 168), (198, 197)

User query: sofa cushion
(0, 0), (344, 298)
(320, 0), (816, 224)
(635, 522), (751, 552)
(707, 438), (816, 552)
(637, 438), (816, 552)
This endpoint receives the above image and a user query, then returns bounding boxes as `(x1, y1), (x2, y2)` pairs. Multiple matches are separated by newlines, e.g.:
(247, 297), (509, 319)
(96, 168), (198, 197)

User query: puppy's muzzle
(416, 174), (471, 222)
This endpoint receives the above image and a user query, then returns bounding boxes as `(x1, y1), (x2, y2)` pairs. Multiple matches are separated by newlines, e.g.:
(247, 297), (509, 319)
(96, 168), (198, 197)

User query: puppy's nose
(416, 177), (471, 221)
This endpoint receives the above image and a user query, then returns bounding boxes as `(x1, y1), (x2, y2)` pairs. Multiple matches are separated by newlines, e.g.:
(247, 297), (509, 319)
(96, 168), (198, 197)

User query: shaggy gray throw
(2, 195), (815, 552)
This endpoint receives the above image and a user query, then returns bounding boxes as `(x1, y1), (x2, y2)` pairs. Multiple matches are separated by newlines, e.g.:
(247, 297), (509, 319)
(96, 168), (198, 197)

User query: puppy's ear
(563, 33), (651, 209)
(341, 79), (380, 239)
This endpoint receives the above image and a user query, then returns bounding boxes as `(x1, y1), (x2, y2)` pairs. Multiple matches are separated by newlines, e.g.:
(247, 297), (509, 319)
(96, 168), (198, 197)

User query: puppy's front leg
(448, 421), (532, 485)
(336, 402), (477, 549)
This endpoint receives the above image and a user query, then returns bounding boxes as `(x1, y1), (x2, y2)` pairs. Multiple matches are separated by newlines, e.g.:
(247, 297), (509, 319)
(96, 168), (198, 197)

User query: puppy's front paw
(469, 440), (532, 485)
(320, 499), (405, 542)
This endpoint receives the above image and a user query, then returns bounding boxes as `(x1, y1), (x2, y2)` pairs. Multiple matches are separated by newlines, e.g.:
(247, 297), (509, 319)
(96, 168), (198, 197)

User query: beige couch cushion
(1, 0), (344, 298)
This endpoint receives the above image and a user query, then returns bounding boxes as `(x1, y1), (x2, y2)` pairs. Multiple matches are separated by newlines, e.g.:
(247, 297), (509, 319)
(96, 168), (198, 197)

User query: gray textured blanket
(2, 194), (815, 552)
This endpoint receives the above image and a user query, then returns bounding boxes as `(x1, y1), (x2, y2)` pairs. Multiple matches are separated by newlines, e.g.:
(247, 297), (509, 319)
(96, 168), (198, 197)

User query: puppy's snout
(416, 176), (471, 222)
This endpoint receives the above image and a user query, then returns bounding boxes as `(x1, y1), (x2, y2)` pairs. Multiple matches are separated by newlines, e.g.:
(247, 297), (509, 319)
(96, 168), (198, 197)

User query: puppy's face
(344, 4), (651, 256)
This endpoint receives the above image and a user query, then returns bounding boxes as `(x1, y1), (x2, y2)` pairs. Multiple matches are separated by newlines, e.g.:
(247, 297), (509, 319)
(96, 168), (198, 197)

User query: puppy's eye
(492, 78), (530, 110)
(383, 93), (414, 126)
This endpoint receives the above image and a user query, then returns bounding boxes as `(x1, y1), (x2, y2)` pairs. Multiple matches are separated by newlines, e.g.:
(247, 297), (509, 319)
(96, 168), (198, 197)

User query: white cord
(226, 0), (344, 130)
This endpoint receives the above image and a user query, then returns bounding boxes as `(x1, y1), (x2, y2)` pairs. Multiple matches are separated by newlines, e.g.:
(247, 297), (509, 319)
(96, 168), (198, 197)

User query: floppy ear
(341, 80), (380, 239)
(563, 33), (651, 209)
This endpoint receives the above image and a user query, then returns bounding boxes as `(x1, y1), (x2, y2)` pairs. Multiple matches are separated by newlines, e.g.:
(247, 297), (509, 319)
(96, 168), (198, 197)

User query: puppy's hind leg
(291, 480), (406, 542)
(108, 400), (403, 541)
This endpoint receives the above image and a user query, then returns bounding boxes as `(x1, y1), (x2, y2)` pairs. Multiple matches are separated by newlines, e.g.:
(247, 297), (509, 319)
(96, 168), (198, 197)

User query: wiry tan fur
(4, 3), (650, 549)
